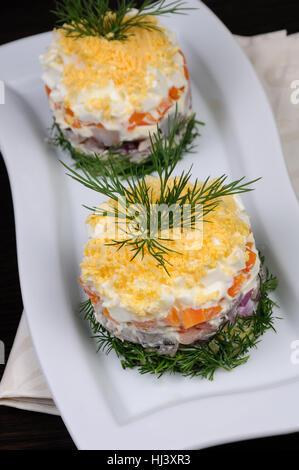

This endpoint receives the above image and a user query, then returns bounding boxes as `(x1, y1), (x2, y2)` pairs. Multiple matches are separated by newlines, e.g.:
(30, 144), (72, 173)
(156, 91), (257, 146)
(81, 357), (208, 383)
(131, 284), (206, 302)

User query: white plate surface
(1, 0), (299, 450)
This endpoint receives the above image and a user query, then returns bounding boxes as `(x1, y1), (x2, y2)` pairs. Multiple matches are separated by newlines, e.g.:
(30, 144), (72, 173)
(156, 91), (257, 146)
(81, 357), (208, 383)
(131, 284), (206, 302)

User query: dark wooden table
(1, 0), (299, 451)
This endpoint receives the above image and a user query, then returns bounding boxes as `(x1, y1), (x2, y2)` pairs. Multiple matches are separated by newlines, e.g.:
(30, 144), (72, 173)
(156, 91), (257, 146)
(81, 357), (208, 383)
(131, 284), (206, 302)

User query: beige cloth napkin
(1, 31), (299, 415)
(0, 314), (59, 414)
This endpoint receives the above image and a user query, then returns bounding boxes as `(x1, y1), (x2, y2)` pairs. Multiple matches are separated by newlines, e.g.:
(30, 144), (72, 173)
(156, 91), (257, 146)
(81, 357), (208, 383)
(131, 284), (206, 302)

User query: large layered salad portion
(79, 177), (260, 356)
(63, 124), (277, 377)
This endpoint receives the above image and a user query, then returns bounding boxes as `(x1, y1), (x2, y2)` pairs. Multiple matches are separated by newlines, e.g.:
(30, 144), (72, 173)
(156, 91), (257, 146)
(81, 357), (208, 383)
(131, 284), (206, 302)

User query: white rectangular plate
(1, 0), (299, 450)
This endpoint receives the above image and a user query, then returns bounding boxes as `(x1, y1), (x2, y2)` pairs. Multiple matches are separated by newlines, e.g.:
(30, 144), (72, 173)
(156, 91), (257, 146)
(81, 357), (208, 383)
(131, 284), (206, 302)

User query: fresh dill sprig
(61, 109), (260, 273)
(80, 264), (278, 379)
(51, 111), (202, 179)
(53, 0), (192, 41)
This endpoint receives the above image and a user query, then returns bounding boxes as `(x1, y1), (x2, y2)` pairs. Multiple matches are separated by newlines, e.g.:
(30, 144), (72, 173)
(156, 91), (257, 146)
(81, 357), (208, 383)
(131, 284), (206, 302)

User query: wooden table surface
(1, 0), (299, 451)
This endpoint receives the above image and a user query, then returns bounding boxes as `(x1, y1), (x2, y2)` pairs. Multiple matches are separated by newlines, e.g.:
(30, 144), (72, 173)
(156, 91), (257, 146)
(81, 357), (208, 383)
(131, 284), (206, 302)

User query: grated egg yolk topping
(58, 16), (183, 114)
(81, 177), (251, 316)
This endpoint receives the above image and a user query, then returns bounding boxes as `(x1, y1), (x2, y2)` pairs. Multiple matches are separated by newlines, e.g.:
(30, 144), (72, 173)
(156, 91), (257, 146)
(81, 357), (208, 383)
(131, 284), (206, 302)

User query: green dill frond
(62, 163), (259, 274)
(60, 109), (259, 273)
(80, 263), (279, 379)
(53, 0), (192, 41)
(58, 110), (259, 274)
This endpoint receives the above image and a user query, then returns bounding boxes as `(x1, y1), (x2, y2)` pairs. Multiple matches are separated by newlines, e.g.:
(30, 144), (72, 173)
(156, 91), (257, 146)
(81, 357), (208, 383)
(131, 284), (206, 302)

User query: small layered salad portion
(40, 0), (195, 167)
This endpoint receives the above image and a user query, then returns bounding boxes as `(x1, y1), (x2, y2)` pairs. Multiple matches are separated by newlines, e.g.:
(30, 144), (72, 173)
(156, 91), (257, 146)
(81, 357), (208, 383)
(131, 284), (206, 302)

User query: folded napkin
(236, 31), (299, 196)
(0, 314), (59, 414)
(1, 31), (299, 415)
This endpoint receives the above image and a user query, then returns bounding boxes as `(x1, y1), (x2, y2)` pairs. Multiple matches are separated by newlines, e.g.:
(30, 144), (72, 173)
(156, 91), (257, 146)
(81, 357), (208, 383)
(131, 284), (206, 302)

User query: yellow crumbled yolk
(81, 177), (251, 316)
(57, 16), (182, 114)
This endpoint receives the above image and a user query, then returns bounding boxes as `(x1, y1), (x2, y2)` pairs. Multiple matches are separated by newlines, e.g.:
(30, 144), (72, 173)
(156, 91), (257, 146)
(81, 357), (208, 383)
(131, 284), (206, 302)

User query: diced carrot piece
(128, 84), (185, 131)
(134, 308), (181, 330)
(178, 50), (190, 81)
(130, 112), (155, 125)
(183, 65), (190, 81)
(164, 307), (181, 327)
(65, 107), (104, 129)
(169, 86), (179, 100)
(78, 278), (101, 305)
(157, 98), (172, 116)
(227, 274), (245, 298)
(180, 306), (221, 329)
(128, 111), (156, 130)
(169, 86), (180, 100)
(64, 107), (82, 129)
(86, 122), (104, 129)
(73, 119), (82, 129)
(243, 248), (257, 274)
(169, 86), (185, 100)
(128, 88), (184, 131)
(246, 241), (253, 249)
(180, 308), (205, 329)
(45, 85), (51, 97)
(203, 306), (222, 321)
(133, 319), (158, 330)
(65, 107), (74, 117)
(129, 112), (147, 125)
(103, 308), (119, 324)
